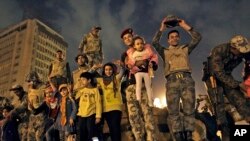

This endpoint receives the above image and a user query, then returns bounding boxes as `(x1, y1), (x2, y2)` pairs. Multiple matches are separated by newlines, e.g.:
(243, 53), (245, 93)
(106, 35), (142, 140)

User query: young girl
(126, 36), (158, 106)
(97, 62), (123, 141)
(75, 72), (102, 141)
(55, 84), (77, 141)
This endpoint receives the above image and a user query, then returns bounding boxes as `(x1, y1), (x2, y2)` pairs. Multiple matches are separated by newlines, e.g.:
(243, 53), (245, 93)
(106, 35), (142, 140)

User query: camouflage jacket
(209, 43), (243, 88)
(152, 29), (201, 76)
(78, 33), (102, 55)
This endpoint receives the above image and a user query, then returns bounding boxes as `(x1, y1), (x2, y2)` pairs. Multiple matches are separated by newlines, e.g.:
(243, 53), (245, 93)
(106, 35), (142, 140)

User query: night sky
(1, 0), (249, 102)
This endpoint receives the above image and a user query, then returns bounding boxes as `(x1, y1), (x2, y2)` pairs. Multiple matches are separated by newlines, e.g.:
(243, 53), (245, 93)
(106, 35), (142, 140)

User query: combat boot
(174, 132), (185, 141)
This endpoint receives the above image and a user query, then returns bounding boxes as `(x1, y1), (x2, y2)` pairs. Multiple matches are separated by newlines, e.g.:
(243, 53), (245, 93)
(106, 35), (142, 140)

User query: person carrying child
(126, 36), (158, 106)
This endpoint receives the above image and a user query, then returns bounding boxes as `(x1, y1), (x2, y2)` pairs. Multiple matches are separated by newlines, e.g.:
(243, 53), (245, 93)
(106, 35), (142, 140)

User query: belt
(166, 72), (191, 80)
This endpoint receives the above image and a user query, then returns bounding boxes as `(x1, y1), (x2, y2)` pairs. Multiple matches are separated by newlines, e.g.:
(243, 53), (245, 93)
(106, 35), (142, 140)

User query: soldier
(26, 71), (47, 141)
(152, 15), (201, 141)
(78, 26), (103, 68)
(48, 50), (71, 88)
(120, 28), (158, 141)
(202, 35), (250, 141)
(9, 84), (29, 141)
(72, 54), (91, 95)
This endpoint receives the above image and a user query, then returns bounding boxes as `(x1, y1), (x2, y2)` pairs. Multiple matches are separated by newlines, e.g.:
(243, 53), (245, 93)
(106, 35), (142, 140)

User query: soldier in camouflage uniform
(78, 26), (103, 68)
(152, 16), (201, 141)
(202, 35), (250, 141)
(9, 84), (29, 141)
(26, 71), (47, 141)
(48, 50), (71, 88)
(120, 28), (158, 141)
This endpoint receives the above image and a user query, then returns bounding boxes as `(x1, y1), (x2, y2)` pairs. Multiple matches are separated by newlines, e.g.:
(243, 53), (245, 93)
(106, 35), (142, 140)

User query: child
(1, 106), (20, 141)
(97, 62), (123, 141)
(126, 36), (158, 106)
(55, 84), (77, 141)
(75, 72), (102, 141)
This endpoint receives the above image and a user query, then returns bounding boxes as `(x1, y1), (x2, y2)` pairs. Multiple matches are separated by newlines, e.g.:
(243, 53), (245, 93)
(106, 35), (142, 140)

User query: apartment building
(0, 19), (68, 96)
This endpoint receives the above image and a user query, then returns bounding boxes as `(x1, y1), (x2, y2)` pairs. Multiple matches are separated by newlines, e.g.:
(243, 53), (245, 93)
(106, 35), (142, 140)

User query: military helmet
(164, 15), (180, 28)
(230, 35), (250, 53)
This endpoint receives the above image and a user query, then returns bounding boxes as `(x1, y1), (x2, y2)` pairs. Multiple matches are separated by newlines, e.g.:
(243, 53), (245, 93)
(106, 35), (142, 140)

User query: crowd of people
(0, 15), (250, 141)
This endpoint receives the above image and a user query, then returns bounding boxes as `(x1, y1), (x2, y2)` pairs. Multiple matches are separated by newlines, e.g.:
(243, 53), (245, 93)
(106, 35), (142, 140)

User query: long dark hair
(102, 62), (118, 97)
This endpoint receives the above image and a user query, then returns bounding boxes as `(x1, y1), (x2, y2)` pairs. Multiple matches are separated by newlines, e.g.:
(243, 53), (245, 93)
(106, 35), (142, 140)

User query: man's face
(122, 33), (133, 47)
(91, 29), (100, 36)
(230, 47), (241, 56)
(56, 52), (63, 59)
(77, 56), (87, 66)
(168, 32), (180, 46)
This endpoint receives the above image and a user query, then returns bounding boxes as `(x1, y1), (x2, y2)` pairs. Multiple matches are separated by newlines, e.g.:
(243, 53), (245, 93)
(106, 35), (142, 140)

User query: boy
(75, 72), (102, 141)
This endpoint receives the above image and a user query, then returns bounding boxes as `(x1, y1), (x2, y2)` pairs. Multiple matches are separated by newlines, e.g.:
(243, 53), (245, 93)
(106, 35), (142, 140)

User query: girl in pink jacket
(126, 36), (158, 106)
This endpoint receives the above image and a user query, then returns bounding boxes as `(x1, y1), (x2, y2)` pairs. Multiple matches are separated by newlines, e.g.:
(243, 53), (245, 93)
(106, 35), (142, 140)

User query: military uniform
(72, 66), (91, 93)
(49, 59), (71, 88)
(78, 32), (103, 67)
(152, 28), (201, 135)
(125, 84), (157, 141)
(203, 43), (250, 140)
(27, 84), (47, 141)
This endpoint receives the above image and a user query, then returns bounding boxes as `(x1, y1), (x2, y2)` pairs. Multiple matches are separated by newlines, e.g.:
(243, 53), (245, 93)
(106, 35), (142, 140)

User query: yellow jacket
(76, 87), (102, 118)
(97, 77), (123, 112)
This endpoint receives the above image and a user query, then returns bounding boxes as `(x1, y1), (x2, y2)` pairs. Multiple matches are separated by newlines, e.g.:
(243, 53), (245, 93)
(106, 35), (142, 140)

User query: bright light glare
(154, 97), (167, 108)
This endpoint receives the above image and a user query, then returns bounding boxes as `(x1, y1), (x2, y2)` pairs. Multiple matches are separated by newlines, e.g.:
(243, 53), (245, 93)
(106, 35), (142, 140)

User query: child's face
(80, 77), (91, 87)
(133, 39), (144, 51)
(2, 109), (9, 118)
(104, 65), (113, 77)
(60, 87), (69, 97)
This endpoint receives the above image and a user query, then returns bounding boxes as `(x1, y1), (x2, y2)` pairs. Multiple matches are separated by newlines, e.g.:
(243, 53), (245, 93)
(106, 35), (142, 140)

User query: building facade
(0, 19), (68, 96)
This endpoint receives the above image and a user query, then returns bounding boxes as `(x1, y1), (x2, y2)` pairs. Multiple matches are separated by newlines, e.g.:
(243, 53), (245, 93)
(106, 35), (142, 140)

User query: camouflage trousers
(19, 122), (29, 141)
(126, 84), (158, 141)
(166, 73), (196, 133)
(206, 79), (250, 125)
(27, 114), (46, 141)
(86, 53), (103, 67)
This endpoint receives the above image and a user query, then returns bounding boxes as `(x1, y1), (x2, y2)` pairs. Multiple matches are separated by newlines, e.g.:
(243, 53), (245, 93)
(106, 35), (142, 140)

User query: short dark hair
(80, 72), (93, 79)
(57, 50), (62, 53)
(80, 72), (96, 86)
(167, 30), (179, 39)
(75, 54), (88, 63)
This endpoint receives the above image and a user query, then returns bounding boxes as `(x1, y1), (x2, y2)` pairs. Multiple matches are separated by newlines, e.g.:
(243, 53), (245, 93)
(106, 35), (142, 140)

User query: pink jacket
(126, 44), (158, 74)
